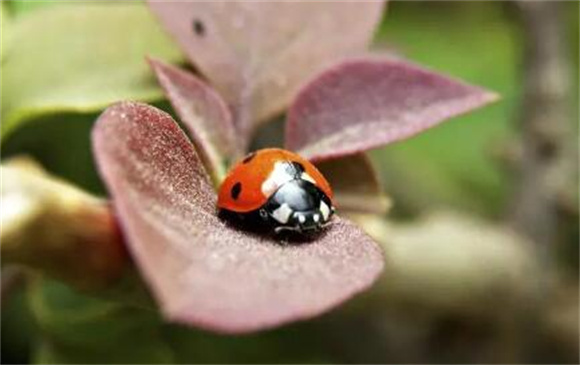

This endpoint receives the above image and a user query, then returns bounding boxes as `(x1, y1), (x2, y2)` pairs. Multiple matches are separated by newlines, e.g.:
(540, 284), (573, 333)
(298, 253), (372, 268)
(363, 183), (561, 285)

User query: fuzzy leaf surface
(286, 58), (499, 161)
(92, 102), (384, 333)
(149, 58), (238, 183)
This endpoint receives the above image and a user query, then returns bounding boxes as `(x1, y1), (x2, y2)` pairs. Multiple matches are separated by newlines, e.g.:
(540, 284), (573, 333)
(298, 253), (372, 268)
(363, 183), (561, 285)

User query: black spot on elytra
(192, 19), (205, 36)
(231, 182), (242, 200)
(242, 152), (257, 164)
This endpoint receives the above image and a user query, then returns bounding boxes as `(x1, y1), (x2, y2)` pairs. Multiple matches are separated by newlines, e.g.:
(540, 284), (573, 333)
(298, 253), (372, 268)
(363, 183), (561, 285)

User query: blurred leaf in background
(2, 2), (182, 139)
(373, 2), (522, 217)
(3, 113), (106, 194)
(24, 277), (349, 364)
(2, 2), (181, 193)
(1, 285), (37, 364)
(5, 0), (53, 15)
(27, 278), (174, 364)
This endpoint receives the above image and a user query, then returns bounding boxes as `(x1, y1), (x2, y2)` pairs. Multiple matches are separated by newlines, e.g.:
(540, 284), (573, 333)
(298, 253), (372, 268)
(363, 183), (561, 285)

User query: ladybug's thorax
(261, 160), (310, 196)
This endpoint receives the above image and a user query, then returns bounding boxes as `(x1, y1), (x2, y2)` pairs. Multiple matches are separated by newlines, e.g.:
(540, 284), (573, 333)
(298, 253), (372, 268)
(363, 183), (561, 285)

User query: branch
(509, 1), (577, 248)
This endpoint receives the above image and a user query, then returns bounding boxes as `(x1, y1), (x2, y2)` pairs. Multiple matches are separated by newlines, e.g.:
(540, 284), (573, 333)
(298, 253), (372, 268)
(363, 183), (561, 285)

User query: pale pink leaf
(92, 101), (384, 333)
(286, 58), (499, 161)
(148, 1), (386, 144)
(148, 58), (239, 183)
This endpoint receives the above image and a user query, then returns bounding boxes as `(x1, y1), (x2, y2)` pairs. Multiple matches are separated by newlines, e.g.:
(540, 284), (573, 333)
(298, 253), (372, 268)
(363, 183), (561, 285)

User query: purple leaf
(148, 58), (238, 184)
(148, 1), (386, 146)
(286, 58), (499, 161)
(92, 101), (384, 333)
(316, 153), (390, 215)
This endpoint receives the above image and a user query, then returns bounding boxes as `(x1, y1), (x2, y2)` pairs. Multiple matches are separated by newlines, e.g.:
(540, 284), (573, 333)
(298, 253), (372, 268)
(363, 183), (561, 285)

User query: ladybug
(217, 148), (335, 234)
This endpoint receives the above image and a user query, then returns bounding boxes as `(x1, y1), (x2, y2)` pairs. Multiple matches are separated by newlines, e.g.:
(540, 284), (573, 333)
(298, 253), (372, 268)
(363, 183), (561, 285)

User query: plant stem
(509, 1), (576, 250)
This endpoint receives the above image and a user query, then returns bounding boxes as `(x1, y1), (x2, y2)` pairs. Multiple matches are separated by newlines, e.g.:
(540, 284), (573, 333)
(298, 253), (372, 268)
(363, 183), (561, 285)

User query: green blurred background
(2, 1), (578, 364)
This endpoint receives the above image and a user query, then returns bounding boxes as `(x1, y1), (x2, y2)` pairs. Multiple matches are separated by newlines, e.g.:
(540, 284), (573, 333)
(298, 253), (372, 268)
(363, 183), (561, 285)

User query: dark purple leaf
(148, 58), (239, 183)
(92, 102), (384, 333)
(286, 58), (499, 161)
(148, 1), (386, 146)
(316, 153), (390, 215)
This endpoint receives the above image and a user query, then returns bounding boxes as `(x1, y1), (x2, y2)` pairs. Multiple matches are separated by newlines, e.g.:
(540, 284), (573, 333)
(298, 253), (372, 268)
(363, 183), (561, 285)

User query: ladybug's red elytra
(217, 148), (335, 234)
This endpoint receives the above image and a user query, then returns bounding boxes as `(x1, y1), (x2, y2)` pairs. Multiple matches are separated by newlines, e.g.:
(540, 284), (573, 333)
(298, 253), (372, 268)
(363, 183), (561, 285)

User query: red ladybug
(218, 148), (335, 234)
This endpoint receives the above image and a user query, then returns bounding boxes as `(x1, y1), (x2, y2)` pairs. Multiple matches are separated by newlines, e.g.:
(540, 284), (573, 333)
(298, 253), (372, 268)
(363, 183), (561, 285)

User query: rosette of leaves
(91, 1), (497, 333)
(2, 1), (498, 335)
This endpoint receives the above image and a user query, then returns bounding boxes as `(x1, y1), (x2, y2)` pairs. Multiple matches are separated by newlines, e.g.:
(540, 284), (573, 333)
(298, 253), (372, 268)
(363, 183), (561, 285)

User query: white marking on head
(261, 161), (295, 197)
(301, 172), (316, 184)
(271, 203), (293, 224)
(320, 201), (330, 221)
(313, 214), (320, 223)
(298, 214), (306, 224)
